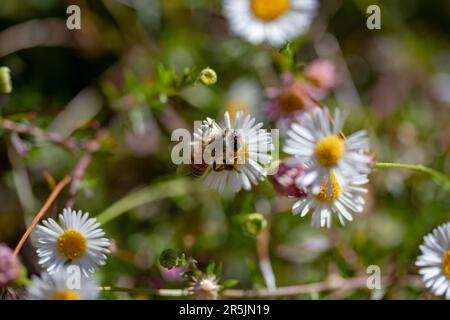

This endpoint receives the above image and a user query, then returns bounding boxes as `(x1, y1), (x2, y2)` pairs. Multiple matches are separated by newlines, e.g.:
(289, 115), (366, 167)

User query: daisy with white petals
(416, 222), (450, 300)
(223, 0), (318, 46)
(35, 208), (110, 276)
(284, 107), (372, 195)
(204, 111), (274, 192)
(292, 170), (368, 228)
(26, 268), (99, 300)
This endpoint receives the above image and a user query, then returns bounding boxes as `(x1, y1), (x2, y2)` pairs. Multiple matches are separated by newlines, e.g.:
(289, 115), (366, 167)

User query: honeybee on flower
(203, 111), (274, 192)
(176, 111), (274, 192)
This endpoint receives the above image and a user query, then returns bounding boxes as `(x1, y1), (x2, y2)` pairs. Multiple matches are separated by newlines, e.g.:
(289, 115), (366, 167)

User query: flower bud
(159, 249), (179, 270)
(0, 67), (12, 94)
(244, 213), (267, 237)
(199, 68), (217, 86)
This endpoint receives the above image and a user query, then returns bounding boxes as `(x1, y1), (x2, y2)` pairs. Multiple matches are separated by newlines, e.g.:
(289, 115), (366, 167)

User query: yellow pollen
(315, 136), (345, 167)
(251, 0), (290, 21)
(314, 172), (341, 203)
(443, 250), (450, 279)
(50, 290), (81, 300)
(57, 230), (87, 260)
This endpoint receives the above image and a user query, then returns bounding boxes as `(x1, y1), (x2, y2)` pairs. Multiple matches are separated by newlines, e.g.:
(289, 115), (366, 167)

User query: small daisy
(35, 208), (110, 276)
(203, 111), (274, 192)
(284, 107), (372, 194)
(416, 222), (450, 300)
(223, 0), (318, 46)
(26, 268), (99, 300)
(291, 170), (368, 228)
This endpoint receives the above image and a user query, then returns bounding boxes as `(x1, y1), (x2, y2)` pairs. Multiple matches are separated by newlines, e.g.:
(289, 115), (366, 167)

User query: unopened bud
(199, 68), (217, 86)
(244, 213), (267, 237)
(159, 249), (178, 269)
(0, 67), (12, 94)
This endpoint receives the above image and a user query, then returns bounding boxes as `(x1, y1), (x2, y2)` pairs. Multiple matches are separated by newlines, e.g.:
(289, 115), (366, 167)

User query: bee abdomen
(191, 163), (209, 177)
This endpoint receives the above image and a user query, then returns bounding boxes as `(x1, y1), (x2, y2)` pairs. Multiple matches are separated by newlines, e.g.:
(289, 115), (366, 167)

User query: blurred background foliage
(0, 0), (449, 299)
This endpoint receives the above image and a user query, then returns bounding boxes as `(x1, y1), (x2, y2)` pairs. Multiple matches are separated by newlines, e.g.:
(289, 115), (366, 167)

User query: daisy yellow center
(50, 290), (81, 300)
(57, 230), (87, 260)
(315, 136), (345, 167)
(314, 172), (341, 203)
(250, 0), (290, 21)
(443, 250), (450, 279)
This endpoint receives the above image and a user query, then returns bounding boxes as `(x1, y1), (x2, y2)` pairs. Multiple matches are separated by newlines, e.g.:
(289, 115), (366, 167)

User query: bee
(177, 121), (220, 178)
(212, 129), (244, 174)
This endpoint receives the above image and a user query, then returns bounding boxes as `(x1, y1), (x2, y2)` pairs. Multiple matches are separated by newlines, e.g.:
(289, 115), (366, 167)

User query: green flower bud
(244, 213), (267, 237)
(0, 67), (12, 94)
(199, 68), (217, 86)
(159, 249), (179, 269)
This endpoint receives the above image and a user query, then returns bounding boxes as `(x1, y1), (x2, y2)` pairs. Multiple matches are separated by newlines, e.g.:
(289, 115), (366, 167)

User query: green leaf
(222, 279), (239, 289)
(206, 261), (215, 276)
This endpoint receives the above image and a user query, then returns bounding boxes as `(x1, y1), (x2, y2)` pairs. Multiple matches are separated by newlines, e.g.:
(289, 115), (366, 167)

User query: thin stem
(101, 275), (393, 298)
(65, 139), (101, 208)
(101, 287), (189, 297)
(375, 162), (450, 191)
(0, 118), (82, 153)
(256, 218), (276, 291)
(13, 175), (71, 257)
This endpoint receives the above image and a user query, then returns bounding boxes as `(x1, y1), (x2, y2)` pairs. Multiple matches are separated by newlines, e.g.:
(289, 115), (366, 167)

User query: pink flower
(264, 73), (316, 126)
(160, 266), (187, 283)
(272, 159), (307, 198)
(304, 59), (337, 99)
(0, 244), (20, 287)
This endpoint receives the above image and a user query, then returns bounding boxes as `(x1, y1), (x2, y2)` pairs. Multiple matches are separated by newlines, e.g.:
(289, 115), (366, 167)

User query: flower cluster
(283, 107), (372, 228)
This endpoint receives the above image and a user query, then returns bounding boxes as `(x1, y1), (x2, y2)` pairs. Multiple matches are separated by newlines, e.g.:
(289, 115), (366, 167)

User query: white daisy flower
(26, 268), (99, 300)
(292, 170), (368, 228)
(223, 0), (318, 46)
(35, 208), (111, 276)
(284, 107), (372, 194)
(416, 222), (450, 300)
(204, 111), (274, 192)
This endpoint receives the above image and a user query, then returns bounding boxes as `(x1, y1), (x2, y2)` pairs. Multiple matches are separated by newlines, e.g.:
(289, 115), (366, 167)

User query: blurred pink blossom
(160, 266), (187, 283)
(264, 73), (316, 127)
(272, 159), (307, 198)
(304, 59), (337, 99)
(0, 244), (20, 287)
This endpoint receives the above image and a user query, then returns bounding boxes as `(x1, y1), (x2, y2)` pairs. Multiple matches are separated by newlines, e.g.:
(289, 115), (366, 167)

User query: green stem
(375, 162), (450, 191)
(101, 287), (189, 297)
(96, 178), (192, 225)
